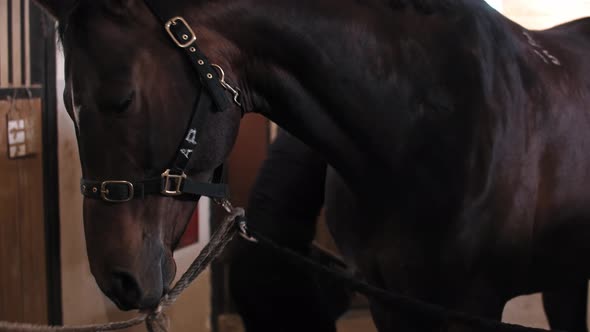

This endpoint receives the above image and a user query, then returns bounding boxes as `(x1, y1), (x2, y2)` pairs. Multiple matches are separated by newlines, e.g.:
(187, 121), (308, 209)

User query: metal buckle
(161, 169), (187, 196)
(214, 198), (234, 213)
(100, 181), (134, 203)
(164, 16), (197, 48)
(239, 219), (258, 243)
(211, 64), (242, 107)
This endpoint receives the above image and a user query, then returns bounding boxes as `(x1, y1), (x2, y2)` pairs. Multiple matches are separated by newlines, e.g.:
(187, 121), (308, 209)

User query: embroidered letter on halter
(186, 129), (198, 145)
(181, 149), (193, 159)
(523, 31), (561, 66)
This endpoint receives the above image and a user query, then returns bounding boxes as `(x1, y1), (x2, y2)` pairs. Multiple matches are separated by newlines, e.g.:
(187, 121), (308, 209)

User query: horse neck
(191, 1), (520, 200)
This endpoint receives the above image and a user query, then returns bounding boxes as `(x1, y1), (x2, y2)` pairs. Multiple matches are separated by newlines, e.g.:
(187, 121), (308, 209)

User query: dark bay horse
(34, 0), (590, 330)
(232, 129), (589, 332)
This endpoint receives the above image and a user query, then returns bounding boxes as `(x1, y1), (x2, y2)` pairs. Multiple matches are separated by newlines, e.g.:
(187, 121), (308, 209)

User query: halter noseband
(80, 2), (241, 203)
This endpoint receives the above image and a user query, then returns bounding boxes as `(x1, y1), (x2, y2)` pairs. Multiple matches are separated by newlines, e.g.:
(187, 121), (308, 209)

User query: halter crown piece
(81, 2), (242, 203)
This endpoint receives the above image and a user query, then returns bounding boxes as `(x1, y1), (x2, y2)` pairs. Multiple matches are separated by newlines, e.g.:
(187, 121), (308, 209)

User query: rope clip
(238, 219), (258, 243)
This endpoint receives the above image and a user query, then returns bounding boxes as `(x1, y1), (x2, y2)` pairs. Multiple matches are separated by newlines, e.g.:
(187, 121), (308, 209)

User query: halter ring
(161, 169), (187, 196)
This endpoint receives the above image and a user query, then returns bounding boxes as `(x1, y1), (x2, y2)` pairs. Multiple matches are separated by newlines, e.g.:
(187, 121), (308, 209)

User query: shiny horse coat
(232, 131), (590, 332)
(34, 0), (590, 330)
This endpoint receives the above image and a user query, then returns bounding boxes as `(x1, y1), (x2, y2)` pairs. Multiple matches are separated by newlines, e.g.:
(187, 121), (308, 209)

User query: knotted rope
(0, 206), (244, 332)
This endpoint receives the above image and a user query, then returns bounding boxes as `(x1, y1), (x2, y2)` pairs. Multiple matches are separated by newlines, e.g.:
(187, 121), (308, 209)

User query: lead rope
(0, 200), (243, 332)
(237, 221), (567, 332)
(0, 206), (569, 332)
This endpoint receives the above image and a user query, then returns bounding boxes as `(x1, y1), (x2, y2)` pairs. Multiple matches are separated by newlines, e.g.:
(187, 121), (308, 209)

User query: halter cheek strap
(81, 90), (229, 202)
(80, 6), (241, 203)
(143, 1), (242, 113)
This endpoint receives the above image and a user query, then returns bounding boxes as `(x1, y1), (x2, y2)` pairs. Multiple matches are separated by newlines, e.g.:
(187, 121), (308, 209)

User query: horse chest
(323, 160), (544, 286)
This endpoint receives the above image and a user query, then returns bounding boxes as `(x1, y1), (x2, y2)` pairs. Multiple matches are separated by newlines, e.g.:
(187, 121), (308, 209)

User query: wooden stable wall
(0, 98), (47, 324)
(0, 0), (57, 325)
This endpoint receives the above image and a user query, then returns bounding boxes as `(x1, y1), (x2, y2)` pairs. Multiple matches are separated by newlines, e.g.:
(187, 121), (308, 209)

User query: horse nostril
(110, 270), (143, 310)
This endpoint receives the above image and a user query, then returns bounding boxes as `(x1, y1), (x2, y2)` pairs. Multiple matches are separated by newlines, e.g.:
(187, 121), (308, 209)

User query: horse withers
(34, 0), (590, 331)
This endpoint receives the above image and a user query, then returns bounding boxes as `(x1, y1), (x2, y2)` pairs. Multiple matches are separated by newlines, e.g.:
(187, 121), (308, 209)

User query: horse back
(543, 17), (590, 38)
(527, 17), (590, 70)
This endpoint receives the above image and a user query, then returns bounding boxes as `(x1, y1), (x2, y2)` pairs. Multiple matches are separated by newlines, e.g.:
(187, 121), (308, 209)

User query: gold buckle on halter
(165, 16), (197, 48)
(161, 169), (187, 196)
(100, 181), (134, 203)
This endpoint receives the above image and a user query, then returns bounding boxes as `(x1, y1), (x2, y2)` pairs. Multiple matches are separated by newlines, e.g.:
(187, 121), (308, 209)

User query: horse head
(36, 0), (242, 310)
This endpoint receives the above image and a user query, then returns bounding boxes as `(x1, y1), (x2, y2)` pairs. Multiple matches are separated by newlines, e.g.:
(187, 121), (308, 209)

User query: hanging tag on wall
(5, 91), (37, 159)
(7, 117), (28, 158)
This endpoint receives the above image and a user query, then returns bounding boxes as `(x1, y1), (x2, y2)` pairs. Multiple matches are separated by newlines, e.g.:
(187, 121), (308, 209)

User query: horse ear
(33, 0), (76, 19)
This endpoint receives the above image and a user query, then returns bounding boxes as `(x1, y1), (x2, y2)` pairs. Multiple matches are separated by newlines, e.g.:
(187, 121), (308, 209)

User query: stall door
(0, 0), (53, 324)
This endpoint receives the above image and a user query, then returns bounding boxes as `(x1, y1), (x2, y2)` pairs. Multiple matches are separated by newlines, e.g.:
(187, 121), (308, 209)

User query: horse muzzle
(97, 249), (177, 311)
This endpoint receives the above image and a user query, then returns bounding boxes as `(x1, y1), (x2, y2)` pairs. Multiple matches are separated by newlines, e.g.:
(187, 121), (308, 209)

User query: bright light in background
(500, 0), (590, 29)
(485, 0), (503, 11)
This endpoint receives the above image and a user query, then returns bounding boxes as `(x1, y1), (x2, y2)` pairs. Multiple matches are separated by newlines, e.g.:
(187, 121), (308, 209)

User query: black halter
(81, 2), (239, 203)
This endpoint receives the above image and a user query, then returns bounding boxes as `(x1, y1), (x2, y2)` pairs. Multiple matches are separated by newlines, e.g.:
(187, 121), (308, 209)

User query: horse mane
(56, 0), (468, 42)
(387, 0), (461, 13)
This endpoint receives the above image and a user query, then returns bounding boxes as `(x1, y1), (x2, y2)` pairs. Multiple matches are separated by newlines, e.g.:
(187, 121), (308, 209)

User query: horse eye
(113, 91), (135, 113)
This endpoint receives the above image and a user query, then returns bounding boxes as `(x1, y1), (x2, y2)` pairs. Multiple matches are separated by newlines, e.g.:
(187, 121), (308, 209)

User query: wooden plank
(0, 98), (47, 324)
(0, 98), (25, 322)
(0, 0), (9, 87)
(18, 98), (48, 324)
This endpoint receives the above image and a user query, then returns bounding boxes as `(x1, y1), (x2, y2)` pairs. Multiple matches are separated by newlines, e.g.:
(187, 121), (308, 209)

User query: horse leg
(229, 130), (351, 332)
(367, 284), (506, 332)
(368, 299), (443, 332)
(542, 281), (588, 332)
(230, 243), (348, 332)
